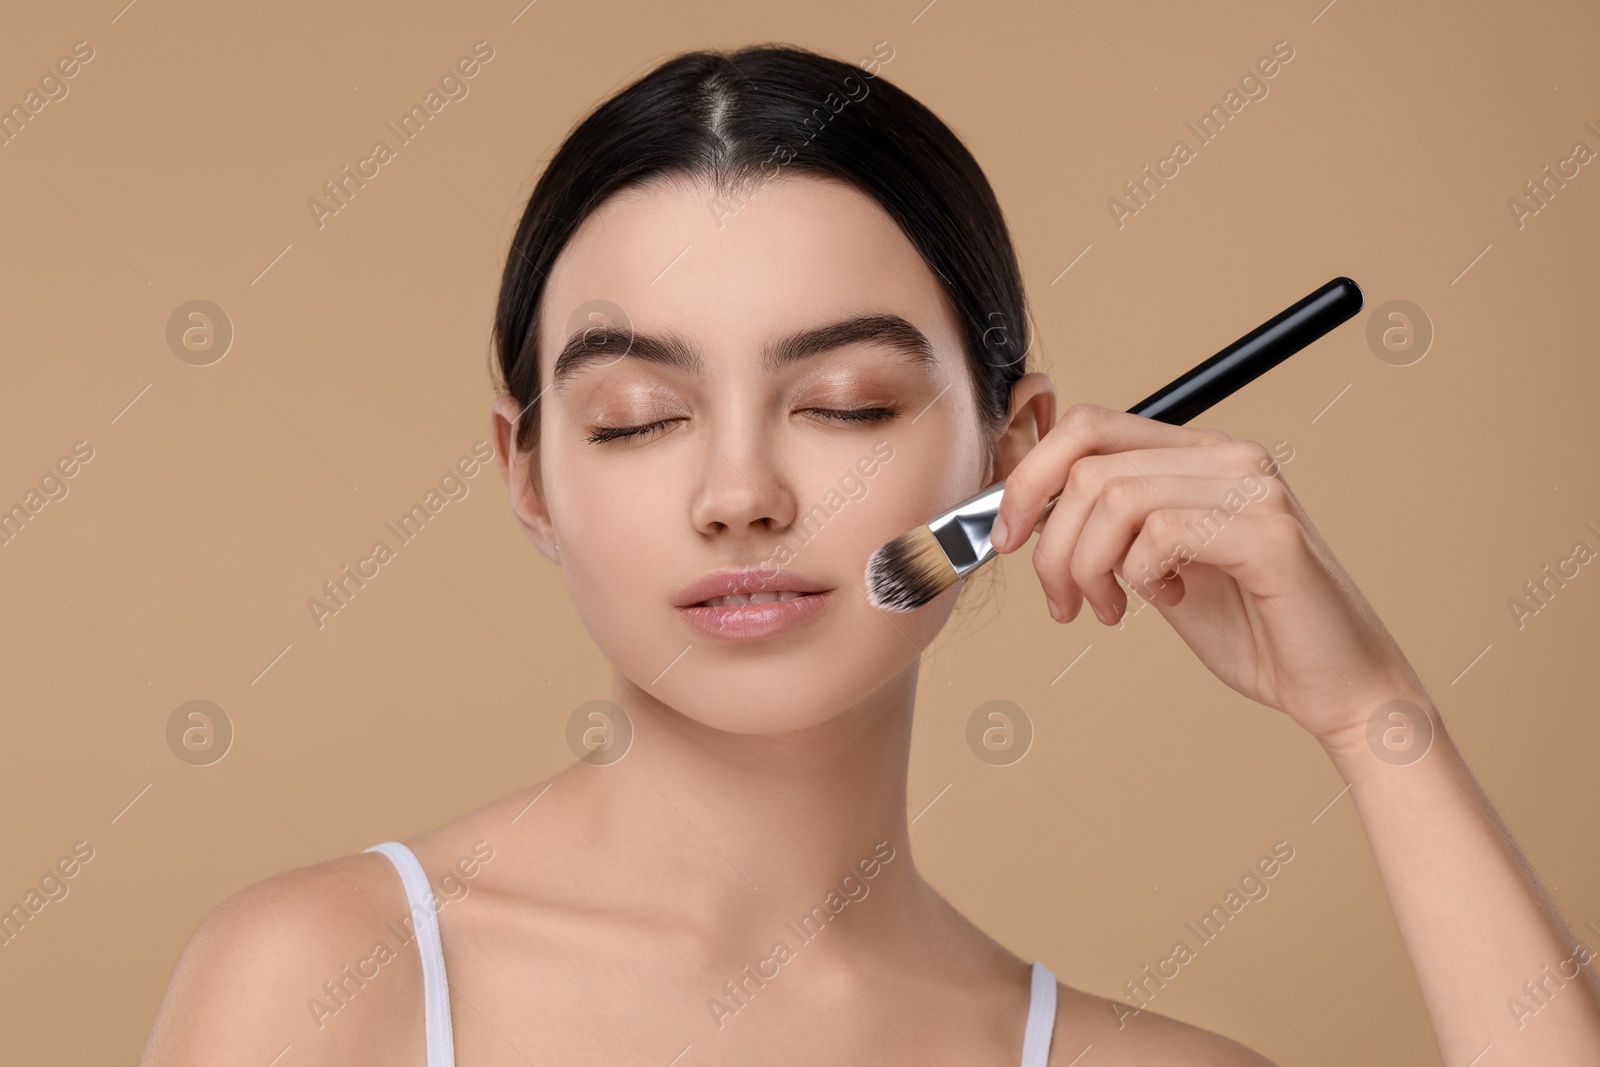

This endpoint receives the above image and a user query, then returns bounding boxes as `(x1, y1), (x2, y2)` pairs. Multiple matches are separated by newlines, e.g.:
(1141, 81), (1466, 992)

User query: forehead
(538, 173), (963, 377)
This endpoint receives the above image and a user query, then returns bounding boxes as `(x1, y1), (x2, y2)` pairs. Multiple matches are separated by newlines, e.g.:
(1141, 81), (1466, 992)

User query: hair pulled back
(492, 43), (1032, 460)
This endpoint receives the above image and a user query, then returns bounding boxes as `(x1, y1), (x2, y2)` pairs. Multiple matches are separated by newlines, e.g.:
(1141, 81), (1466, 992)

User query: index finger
(992, 402), (1231, 553)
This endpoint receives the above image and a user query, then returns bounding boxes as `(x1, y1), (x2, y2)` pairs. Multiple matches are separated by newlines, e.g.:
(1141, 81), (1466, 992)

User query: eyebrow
(549, 312), (937, 391)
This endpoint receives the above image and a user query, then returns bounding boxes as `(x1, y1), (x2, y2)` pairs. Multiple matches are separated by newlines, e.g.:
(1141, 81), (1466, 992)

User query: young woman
(142, 44), (1600, 1066)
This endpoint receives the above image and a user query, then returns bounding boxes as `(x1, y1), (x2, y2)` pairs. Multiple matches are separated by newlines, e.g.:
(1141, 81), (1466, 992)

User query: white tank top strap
(363, 842), (1050, 1067)
(1021, 959), (1058, 1067)
(365, 841), (456, 1067)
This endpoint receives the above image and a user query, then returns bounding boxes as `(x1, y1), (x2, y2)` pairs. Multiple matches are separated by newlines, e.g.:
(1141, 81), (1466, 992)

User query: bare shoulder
(140, 849), (425, 1067)
(1050, 981), (1279, 1066)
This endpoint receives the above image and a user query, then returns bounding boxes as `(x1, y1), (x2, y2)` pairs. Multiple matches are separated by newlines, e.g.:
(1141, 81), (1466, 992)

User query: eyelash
(586, 407), (899, 444)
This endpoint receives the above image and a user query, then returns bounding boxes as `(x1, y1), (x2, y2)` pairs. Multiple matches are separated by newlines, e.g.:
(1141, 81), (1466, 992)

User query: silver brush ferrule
(927, 481), (1061, 579)
(927, 482), (1007, 578)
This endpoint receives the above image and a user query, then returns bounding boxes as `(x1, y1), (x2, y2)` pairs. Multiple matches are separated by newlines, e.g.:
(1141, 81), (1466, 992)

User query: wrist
(1314, 684), (1450, 785)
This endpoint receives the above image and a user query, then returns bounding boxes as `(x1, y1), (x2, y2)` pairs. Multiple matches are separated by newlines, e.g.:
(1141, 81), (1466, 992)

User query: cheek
(545, 454), (672, 634)
(859, 404), (989, 550)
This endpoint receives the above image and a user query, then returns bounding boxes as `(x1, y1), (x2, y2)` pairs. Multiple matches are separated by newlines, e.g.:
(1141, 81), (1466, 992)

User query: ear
(490, 394), (561, 564)
(987, 371), (1057, 485)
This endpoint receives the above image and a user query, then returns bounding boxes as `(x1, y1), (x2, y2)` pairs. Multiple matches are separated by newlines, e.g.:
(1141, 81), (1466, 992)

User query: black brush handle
(1030, 277), (1362, 525)
(1126, 276), (1363, 425)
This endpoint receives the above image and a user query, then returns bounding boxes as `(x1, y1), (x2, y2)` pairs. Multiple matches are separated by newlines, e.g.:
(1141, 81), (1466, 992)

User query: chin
(603, 604), (944, 736)
(654, 665), (893, 735)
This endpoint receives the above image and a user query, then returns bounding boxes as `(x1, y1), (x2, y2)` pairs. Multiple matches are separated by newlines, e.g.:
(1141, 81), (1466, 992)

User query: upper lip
(673, 568), (831, 608)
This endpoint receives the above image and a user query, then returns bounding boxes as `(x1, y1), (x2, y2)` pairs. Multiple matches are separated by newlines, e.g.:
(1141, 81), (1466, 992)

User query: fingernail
(1046, 597), (1061, 621)
(990, 513), (1009, 551)
(1091, 602), (1109, 625)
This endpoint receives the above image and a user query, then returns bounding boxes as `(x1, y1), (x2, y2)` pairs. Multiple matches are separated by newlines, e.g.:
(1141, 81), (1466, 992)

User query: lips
(671, 568), (834, 640)
(698, 590), (815, 607)
(672, 568), (831, 609)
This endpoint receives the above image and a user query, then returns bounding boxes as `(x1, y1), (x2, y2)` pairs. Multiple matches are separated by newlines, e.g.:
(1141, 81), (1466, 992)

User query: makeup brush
(865, 276), (1364, 612)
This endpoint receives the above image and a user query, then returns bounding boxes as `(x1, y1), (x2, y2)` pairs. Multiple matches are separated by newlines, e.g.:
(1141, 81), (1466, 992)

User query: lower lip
(676, 591), (831, 640)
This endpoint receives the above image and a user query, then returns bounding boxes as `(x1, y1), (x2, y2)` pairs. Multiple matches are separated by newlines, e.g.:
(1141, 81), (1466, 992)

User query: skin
(139, 174), (1600, 1066)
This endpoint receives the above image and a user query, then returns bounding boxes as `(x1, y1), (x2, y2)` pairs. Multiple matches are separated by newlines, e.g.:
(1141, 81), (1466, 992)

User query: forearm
(1320, 687), (1600, 1063)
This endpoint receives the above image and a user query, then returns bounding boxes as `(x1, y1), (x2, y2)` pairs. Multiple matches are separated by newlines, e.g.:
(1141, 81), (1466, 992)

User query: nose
(686, 422), (797, 538)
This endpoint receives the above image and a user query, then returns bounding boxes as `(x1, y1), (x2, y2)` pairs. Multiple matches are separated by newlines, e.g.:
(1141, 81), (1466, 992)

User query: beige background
(2, 0), (1597, 1063)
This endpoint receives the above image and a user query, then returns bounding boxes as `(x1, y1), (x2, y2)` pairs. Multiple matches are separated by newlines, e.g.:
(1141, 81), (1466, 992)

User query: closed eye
(807, 406), (899, 425)
(585, 407), (898, 444)
(586, 419), (683, 444)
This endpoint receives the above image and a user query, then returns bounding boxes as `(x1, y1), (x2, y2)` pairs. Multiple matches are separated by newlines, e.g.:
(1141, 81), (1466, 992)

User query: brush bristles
(865, 525), (959, 611)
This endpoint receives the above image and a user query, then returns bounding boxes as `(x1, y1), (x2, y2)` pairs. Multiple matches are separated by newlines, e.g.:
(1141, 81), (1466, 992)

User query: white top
(366, 840), (1058, 1066)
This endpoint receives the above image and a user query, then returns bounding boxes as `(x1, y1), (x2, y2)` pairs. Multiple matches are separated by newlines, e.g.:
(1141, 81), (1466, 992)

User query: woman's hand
(989, 403), (1427, 749)
(993, 403), (1600, 1062)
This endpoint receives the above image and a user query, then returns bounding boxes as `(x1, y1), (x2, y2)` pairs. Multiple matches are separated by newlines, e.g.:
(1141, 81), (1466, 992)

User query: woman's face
(496, 173), (1013, 735)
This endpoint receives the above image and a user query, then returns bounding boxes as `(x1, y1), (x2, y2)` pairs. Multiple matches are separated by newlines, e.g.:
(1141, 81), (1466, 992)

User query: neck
(553, 658), (925, 938)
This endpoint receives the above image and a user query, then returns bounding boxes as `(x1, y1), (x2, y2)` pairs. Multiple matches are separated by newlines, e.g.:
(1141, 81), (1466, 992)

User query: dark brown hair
(492, 42), (1031, 462)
